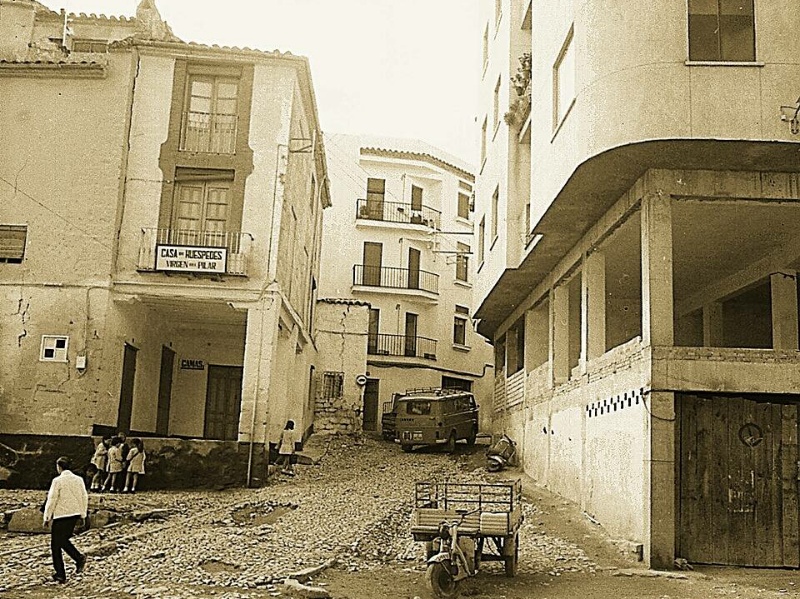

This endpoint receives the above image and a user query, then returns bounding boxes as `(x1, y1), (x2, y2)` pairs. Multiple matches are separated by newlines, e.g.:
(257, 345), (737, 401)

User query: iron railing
(355, 198), (441, 230)
(368, 333), (437, 360)
(138, 228), (252, 276)
(353, 264), (439, 295)
(180, 111), (238, 154)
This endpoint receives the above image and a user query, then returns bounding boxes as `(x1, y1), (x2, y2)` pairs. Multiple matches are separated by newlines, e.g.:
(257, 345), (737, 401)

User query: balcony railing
(353, 264), (439, 295)
(368, 333), (437, 360)
(180, 111), (238, 154)
(138, 228), (252, 276)
(355, 199), (441, 230)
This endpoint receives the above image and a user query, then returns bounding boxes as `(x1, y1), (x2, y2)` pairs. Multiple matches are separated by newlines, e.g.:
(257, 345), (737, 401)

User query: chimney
(135, 0), (169, 41)
(0, 0), (38, 61)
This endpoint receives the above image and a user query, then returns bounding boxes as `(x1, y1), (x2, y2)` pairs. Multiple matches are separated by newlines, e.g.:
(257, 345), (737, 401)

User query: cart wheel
(401, 444), (413, 453)
(426, 561), (460, 599)
(503, 532), (519, 577)
(445, 431), (457, 454)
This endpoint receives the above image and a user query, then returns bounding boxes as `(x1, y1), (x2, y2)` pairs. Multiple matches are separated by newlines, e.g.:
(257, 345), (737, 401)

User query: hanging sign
(155, 245), (227, 274)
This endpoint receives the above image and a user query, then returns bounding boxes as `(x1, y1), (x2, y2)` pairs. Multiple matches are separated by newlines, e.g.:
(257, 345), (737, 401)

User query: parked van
(395, 388), (479, 453)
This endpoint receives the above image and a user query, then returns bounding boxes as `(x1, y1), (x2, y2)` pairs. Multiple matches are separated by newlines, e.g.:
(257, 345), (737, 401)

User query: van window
(406, 400), (432, 415)
(456, 397), (472, 411)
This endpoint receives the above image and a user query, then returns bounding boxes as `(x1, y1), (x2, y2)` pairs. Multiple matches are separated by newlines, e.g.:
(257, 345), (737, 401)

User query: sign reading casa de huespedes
(155, 245), (227, 274)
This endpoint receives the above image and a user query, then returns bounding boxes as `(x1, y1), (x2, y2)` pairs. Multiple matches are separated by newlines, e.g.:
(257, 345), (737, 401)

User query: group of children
(89, 433), (146, 493)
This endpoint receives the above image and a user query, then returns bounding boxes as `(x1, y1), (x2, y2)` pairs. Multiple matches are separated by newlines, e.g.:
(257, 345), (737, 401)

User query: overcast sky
(41, 0), (482, 165)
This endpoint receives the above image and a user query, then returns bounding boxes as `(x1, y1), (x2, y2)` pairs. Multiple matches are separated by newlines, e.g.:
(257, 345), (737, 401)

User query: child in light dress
(123, 438), (146, 493)
(90, 437), (110, 491)
(277, 420), (300, 476)
(102, 437), (124, 492)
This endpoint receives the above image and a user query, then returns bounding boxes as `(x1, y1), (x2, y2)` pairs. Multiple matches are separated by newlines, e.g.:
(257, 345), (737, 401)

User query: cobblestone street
(1, 436), (799, 599)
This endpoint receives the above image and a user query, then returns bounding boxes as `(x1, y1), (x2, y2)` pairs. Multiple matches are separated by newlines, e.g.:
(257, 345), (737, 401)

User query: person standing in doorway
(43, 456), (88, 584)
(277, 420), (300, 476)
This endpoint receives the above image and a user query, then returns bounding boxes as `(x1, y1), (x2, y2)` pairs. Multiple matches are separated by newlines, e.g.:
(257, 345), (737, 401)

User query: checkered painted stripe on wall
(586, 388), (645, 418)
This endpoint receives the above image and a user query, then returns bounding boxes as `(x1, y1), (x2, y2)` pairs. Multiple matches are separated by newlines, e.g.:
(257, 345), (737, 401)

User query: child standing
(102, 437), (124, 492)
(90, 437), (110, 492)
(123, 438), (145, 493)
(277, 420), (299, 476)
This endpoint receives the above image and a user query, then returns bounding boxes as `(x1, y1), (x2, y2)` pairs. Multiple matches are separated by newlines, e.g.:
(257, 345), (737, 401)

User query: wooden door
(404, 313), (418, 357)
(679, 394), (799, 567)
(362, 379), (380, 431)
(368, 308), (380, 354)
(408, 247), (421, 289)
(204, 365), (243, 441)
(117, 344), (137, 433)
(156, 346), (175, 436)
(366, 178), (385, 220)
(363, 242), (382, 286)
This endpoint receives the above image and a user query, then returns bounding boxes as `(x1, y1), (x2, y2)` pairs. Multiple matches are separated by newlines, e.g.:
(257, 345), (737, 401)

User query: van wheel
(466, 427), (477, 446)
(445, 431), (457, 454)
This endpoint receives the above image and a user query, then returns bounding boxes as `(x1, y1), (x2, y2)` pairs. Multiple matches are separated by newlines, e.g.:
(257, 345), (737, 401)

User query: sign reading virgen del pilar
(155, 245), (227, 274)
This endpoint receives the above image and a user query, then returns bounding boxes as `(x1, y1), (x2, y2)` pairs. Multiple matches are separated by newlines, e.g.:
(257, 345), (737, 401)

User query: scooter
(486, 433), (516, 472)
(425, 510), (478, 599)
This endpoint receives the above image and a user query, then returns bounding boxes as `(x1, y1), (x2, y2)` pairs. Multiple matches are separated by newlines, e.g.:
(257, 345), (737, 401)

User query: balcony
(355, 199), (441, 230)
(368, 333), (437, 361)
(353, 264), (439, 295)
(180, 111), (238, 154)
(138, 228), (252, 276)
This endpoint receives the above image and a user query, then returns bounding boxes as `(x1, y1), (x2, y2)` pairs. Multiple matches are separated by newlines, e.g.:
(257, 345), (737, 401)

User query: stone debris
(283, 577), (331, 598)
(0, 436), (598, 597)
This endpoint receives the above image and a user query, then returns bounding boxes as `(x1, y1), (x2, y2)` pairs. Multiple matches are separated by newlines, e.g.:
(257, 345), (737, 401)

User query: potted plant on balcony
(410, 212), (424, 225)
(504, 52), (532, 127)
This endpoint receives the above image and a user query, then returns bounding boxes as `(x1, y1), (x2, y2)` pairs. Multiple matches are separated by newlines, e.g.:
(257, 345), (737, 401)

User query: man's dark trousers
(51, 516), (82, 580)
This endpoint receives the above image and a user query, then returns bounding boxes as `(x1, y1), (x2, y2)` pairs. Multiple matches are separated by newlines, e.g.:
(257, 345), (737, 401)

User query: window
(478, 217), (486, 264)
(495, 0), (502, 25)
(170, 169), (234, 247)
(457, 193), (470, 219)
(480, 117), (488, 165)
(411, 185), (423, 211)
(554, 27), (575, 127)
(454, 306), (469, 346)
(493, 76), (501, 131)
(182, 75), (239, 154)
(71, 39), (108, 53)
(365, 177), (385, 220)
(40, 335), (68, 362)
(0, 225), (27, 263)
(309, 175), (316, 212)
(456, 242), (469, 282)
(442, 376), (472, 391)
(688, 0), (755, 62)
(322, 372), (344, 400)
(491, 186), (499, 241)
(368, 308), (380, 354)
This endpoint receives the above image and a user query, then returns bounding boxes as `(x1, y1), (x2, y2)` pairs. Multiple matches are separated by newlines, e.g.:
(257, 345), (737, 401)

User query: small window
(482, 22), (489, 69)
(322, 372), (344, 400)
(456, 242), (469, 282)
(71, 39), (108, 53)
(454, 316), (467, 346)
(0, 225), (27, 263)
(493, 76), (501, 131)
(40, 335), (69, 362)
(411, 185), (423, 211)
(458, 193), (471, 219)
(406, 400), (432, 416)
(688, 0), (755, 62)
(455, 305), (470, 316)
(495, 0), (502, 25)
(491, 187), (500, 241)
(554, 27), (575, 127)
(478, 217), (486, 264)
(480, 117), (488, 165)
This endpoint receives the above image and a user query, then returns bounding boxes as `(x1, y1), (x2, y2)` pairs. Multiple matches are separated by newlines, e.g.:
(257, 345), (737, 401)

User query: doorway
(156, 346), (175, 436)
(363, 242), (383, 286)
(363, 379), (380, 431)
(117, 343), (137, 433)
(204, 365), (243, 441)
(408, 247), (421, 289)
(404, 312), (418, 357)
(678, 393), (800, 567)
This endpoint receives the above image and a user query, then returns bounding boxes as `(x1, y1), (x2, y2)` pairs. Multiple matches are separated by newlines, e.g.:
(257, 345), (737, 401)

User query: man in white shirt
(43, 456), (88, 583)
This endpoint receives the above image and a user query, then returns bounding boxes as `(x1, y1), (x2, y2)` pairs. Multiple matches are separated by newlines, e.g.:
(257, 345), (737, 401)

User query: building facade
(0, 0), (329, 487)
(475, 0), (800, 568)
(319, 134), (493, 434)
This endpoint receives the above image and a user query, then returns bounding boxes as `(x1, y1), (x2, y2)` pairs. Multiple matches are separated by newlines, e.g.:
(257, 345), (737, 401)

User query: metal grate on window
(322, 372), (344, 400)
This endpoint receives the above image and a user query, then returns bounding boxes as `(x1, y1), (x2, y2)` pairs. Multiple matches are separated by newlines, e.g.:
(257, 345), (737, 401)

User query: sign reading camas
(155, 245), (227, 273)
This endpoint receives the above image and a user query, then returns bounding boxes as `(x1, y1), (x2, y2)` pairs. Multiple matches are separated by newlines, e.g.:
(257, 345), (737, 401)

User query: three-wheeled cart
(410, 480), (523, 577)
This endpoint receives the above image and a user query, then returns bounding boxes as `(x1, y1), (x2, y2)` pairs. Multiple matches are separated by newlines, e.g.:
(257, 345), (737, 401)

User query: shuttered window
(0, 225), (27, 263)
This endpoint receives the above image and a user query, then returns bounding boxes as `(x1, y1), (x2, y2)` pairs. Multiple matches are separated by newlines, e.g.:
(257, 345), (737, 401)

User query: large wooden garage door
(679, 394), (799, 567)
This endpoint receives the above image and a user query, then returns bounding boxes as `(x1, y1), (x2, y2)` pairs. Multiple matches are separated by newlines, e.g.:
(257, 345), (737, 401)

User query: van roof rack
(401, 387), (467, 397)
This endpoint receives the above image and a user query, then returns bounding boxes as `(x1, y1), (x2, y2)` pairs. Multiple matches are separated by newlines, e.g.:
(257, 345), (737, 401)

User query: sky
(40, 0), (482, 165)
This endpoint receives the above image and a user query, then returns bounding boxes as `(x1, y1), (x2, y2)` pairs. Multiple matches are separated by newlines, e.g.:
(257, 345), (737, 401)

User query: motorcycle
(425, 510), (479, 599)
(486, 433), (516, 472)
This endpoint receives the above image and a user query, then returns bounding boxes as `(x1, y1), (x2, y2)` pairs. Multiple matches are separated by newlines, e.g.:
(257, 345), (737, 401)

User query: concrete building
(475, 0), (800, 568)
(319, 134), (494, 434)
(0, 0), (329, 487)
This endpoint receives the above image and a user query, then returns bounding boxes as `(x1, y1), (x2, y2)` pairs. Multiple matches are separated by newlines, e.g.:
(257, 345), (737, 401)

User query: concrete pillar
(641, 193), (674, 347)
(643, 391), (675, 569)
(552, 284), (570, 384)
(702, 302), (724, 347)
(584, 251), (606, 361)
(770, 272), (799, 350)
(239, 297), (280, 445)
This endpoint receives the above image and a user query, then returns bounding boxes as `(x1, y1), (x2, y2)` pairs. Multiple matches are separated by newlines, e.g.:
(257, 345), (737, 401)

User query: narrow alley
(1, 437), (797, 599)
